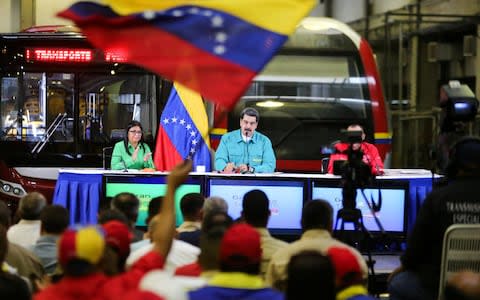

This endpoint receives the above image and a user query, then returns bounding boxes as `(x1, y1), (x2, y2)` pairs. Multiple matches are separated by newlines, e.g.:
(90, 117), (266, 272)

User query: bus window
(78, 74), (157, 148)
(1, 77), (19, 138)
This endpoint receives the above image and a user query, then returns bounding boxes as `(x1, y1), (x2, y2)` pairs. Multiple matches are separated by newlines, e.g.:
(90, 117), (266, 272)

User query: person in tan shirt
(241, 189), (288, 278)
(266, 200), (368, 291)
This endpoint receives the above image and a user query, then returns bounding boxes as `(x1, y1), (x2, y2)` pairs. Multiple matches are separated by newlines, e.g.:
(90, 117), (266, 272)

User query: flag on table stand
(58, 0), (316, 109)
(154, 83), (211, 172)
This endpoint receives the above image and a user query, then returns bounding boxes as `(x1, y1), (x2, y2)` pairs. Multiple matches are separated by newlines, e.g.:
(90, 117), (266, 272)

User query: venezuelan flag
(58, 0), (315, 109)
(153, 82), (211, 171)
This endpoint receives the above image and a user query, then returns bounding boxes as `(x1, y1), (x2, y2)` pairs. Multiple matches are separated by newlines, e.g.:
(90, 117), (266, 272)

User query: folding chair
(438, 224), (480, 300)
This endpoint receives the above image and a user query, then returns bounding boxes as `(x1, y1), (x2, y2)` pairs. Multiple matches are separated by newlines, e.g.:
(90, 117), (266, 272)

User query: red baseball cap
(219, 223), (262, 265)
(327, 246), (362, 285)
(102, 220), (133, 259)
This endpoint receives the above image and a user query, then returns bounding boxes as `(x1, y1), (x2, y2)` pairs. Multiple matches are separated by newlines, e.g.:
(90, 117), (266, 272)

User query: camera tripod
(333, 179), (386, 295)
(334, 188), (376, 275)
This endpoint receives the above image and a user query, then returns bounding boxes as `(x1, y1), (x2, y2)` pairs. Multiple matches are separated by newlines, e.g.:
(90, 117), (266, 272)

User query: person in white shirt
(128, 196), (199, 273)
(7, 192), (46, 249)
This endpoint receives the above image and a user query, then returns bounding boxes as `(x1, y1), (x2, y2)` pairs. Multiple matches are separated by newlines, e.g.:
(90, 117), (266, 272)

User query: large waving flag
(58, 0), (316, 109)
(154, 82), (211, 171)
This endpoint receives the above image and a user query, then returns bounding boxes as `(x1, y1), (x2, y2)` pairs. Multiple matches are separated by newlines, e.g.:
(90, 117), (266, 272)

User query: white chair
(438, 224), (480, 300)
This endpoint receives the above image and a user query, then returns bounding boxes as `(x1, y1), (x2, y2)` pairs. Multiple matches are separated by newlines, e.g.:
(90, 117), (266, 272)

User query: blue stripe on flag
(67, 2), (287, 72)
(160, 87), (211, 170)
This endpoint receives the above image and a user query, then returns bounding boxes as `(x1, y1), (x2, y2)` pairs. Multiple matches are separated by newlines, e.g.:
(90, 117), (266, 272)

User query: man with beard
(214, 107), (276, 173)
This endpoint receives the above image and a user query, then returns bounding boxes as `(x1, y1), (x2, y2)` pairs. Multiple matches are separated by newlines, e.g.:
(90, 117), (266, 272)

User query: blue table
(53, 169), (438, 232)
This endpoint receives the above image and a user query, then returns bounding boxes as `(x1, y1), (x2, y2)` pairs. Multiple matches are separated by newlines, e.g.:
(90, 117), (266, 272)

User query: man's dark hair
(240, 107), (260, 122)
(202, 211), (233, 233)
(220, 258), (260, 275)
(40, 205), (69, 234)
(0, 272), (31, 300)
(146, 196), (163, 226)
(287, 250), (336, 300)
(0, 201), (11, 228)
(63, 259), (98, 277)
(180, 193), (204, 220)
(198, 212), (233, 271)
(242, 190), (270, 227)
(19, 192), (47, 220)
(301, 200), (333, 232)
(111, 192), (140, 225)
(97, 209), (129, 226)
(0, 225), (7, 264)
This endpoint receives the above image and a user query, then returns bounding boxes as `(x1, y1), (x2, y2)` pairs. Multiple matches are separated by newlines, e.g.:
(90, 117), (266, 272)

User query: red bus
(211, 17), (391, 172)
(0, 17), (391, 210)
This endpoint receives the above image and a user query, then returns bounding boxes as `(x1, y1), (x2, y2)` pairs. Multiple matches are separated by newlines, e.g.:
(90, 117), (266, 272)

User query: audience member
(127, 196), (200, 273)
(266, 200), (367, 291)
(203, 196), (229, 215)
(30, 205), (69, 274)
(328, 246), (374, 300)
(177, 193), (204, 247)
(388, 137), (480, 300)
(175, 211), (233, 277)
(111, 192), (144, 242)
(97, 209), (130, 226)
(139, 270), (193, 300)
(0, 201), (45, 287)
(0, 224), (31, 300)
(214, 107), (276, 173)
(34, 160), (193, 300)
(286, 250), (336, 300)
(189, 223), (283, 300)
(444, 271), (480, 300)
(101, 220), (133, 276)
(242, 189), (288, 278)
(7, 192), (46, 248)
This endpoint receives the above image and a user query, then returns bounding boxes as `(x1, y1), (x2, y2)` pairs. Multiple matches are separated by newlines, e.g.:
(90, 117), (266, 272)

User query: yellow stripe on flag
(174, 82), (210, 147)
(102, 0), (316, 36)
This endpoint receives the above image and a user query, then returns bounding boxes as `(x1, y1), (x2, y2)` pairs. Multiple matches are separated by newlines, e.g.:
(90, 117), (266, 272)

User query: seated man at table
(214, 107), (276, 173)
(327, 124), (384, 176)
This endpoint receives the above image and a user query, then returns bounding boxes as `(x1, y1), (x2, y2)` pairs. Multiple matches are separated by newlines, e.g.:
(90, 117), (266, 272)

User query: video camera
(436, 81), (479, 174)
(334, 129), (374, 210)
(440, 80), (478, 132)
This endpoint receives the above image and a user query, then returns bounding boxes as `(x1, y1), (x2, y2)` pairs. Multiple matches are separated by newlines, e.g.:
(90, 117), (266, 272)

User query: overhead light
(256, 100), (284, 108)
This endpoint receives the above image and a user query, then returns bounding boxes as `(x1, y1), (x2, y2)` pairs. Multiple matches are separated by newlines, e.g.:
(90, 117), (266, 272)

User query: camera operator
(327, 124), (384, 176)
(436, 81), (479, 174)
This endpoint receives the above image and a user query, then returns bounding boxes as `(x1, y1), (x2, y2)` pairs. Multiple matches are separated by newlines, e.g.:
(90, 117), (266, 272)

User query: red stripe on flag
(81, 24), (256, 109)
(154, 126), (183, 171)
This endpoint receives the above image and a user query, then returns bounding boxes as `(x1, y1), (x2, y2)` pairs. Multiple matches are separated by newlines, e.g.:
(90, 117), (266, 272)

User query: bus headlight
(13, 187), (24, 196)
(0, 180), (26, 198)
(2, 183), (12, 193)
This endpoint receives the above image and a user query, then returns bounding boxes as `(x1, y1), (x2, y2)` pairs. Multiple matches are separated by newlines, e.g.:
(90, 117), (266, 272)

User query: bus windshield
(229, 54), (371, 161)
(1, 71), (157, 164)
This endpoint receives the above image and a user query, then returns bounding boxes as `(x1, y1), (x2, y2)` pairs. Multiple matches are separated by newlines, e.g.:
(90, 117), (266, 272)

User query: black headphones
(446, 136), (480, 179)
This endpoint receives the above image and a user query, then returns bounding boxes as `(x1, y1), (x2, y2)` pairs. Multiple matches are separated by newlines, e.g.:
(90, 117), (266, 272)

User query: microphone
(121, 157), (128, 173)
(245, 130), (250, 171)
